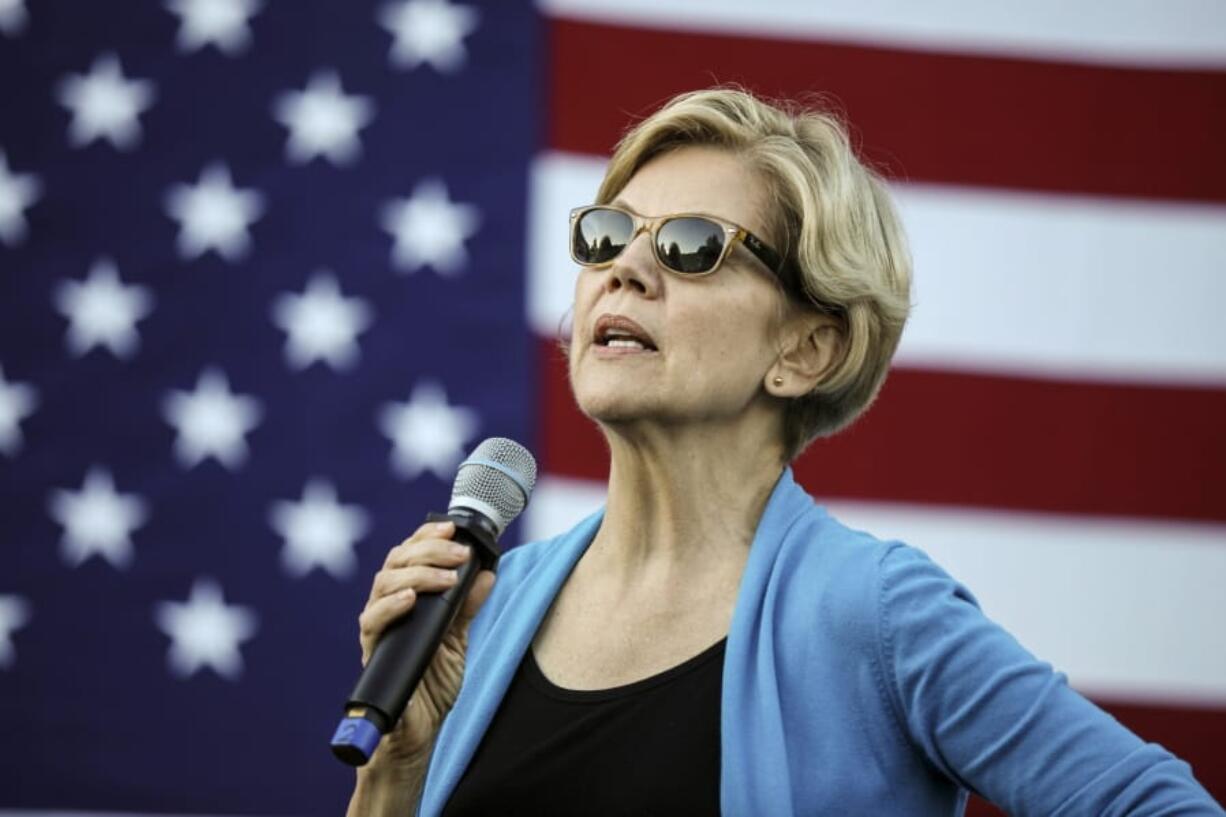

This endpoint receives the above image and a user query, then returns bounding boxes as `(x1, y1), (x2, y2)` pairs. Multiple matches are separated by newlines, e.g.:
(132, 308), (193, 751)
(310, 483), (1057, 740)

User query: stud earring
(772, 376), (784, 386)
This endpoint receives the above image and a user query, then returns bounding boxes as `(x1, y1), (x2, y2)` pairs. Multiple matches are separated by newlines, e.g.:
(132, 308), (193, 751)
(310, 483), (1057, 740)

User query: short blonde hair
(595, 87), (913, 459)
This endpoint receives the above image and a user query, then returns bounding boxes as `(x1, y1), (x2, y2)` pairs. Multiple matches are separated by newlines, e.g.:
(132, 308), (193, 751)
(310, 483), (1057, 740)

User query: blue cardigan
(418, 469), (1222, 816)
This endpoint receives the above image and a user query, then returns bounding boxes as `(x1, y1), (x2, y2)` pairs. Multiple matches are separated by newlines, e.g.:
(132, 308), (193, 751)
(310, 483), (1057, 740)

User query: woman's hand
(357, 519), (496, 770)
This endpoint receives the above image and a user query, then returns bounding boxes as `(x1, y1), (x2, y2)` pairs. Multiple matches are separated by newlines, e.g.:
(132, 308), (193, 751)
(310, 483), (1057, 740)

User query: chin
(573, 385), (653, 424)
(569, 349), (701, 426)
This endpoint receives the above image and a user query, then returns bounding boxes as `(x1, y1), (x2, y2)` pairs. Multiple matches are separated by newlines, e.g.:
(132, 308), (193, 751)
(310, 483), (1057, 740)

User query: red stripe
(537, 337), (1226, 523)
(546, 17), (1226, 203)
(967, 700), (1226, 814)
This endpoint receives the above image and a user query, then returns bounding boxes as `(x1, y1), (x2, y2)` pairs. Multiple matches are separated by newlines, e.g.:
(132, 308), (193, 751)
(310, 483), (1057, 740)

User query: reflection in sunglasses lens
(575, 209), (632, 264)
(658, 218), (724, 273)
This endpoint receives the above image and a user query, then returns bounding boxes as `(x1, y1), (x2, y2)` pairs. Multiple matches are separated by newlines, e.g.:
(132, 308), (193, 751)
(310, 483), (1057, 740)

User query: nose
(603, 230), (661, 297)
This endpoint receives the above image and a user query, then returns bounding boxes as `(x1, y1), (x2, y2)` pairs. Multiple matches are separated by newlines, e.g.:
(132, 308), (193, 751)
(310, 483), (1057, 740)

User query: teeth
(607, 338), (646, 350)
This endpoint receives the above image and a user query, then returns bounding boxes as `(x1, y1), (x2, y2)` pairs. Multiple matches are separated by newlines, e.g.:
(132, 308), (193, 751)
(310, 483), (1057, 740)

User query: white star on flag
(55, 53), (156, 151)
(0, 0), (28, 37)
(165, 0), (263, 55)
(154, 578), (258, 680)
(47, 466), (149, 570)
(0, 595), (29, 669)
(378, 380), (479, 480)
(381, 178), (480, 275)
(378, 0), (479, 73)
(270, 271), (373, 371)
(272, 70), (376, 166)
(54, 257), (155, 359)
(0, 149), (41, 247)
(165, 162), (266, 262)
(0, 364), (38, 457)
(162, 368), (263, 470)
(268, 479), (370, 579)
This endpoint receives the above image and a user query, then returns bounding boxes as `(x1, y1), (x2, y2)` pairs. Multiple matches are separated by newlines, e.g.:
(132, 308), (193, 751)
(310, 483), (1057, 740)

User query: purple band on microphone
(331, 715), (381, 765)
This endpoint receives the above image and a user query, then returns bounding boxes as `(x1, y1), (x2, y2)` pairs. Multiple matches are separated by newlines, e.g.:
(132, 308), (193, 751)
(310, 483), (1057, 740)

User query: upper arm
(876, 544), (1222, 816)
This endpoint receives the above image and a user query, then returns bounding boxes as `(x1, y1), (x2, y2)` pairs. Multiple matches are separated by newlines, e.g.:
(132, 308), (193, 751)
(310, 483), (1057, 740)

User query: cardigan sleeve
(875, 543), (1223, 816)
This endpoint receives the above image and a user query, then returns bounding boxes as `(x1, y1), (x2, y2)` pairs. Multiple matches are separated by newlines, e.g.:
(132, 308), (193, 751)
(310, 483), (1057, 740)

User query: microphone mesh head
(449, 438), (537, 534)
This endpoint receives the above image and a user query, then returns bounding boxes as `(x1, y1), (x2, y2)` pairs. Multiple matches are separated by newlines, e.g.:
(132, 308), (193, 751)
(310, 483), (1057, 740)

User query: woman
(347, 88), (1222, 815)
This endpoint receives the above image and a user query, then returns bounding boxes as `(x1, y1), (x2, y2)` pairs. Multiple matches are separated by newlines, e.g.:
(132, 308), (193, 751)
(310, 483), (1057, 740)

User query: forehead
(614, 146), (771, 238)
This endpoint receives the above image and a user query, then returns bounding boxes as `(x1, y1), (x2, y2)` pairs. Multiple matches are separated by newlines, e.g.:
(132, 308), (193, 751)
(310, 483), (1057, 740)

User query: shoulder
(760, 488), (983, 653)
(782, 478), (977, 587)
(764, 498), (928, 614)
(753, 470), (908, 603)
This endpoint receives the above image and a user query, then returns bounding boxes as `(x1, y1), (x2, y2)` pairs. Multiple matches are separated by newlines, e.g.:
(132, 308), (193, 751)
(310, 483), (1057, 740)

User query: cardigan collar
(419, 466), (818, 817)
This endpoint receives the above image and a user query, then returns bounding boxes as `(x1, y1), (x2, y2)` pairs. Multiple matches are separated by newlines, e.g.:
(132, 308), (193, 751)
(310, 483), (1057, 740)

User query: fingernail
(443, 570), (458, 582)
(435, 521), (454, 533)
(398, 588), (414, 600)
(450, 543), (470, 557)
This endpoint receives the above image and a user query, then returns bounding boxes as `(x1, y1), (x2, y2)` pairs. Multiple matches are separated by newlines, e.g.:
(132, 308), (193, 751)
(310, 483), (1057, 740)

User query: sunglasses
(569, 204), (784, 277)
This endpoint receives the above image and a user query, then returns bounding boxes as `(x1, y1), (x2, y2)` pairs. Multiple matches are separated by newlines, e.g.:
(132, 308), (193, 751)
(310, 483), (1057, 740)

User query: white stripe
(524, 475), (1226, 705)
(522, 474), (610, 544)
(895, 185), (1226, 386)
(539, 0), (1226, 69)
(528, 151), (1226, 387)
(526, 152), (594, 339)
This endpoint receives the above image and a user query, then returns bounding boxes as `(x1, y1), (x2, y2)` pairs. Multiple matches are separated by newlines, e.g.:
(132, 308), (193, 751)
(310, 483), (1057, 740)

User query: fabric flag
(1, 0), (536, 812)
(1, 0), (1223, 815)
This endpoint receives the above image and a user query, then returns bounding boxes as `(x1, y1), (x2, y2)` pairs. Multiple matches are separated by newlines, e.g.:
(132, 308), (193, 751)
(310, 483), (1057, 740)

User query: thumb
(456, 570), (495, 625)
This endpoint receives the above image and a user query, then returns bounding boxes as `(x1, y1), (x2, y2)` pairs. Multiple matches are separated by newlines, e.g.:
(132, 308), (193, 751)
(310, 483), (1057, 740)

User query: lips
(593, 314), (658, 352)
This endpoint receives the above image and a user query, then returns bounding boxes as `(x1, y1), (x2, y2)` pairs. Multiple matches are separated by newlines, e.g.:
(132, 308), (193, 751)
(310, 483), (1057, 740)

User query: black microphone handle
(349, 553), (482, 733)
(340, 511), (498, 745)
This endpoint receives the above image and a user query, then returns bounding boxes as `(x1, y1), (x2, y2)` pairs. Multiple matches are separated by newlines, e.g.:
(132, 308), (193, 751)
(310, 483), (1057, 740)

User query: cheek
(570, 271), (601, 334)
(672, 299), (776, 377)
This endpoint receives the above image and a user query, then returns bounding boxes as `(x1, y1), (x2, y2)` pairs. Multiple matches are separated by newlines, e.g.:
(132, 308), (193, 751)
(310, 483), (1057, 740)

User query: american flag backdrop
(0, 0), (1224, 815)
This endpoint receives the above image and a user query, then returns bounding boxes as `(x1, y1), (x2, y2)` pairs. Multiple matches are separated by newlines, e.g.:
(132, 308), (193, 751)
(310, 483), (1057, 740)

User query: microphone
(329, 437), (537, 767)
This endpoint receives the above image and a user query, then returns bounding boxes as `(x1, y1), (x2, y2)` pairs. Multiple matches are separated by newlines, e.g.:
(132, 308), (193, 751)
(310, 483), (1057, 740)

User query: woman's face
(569, 146), (789, 433)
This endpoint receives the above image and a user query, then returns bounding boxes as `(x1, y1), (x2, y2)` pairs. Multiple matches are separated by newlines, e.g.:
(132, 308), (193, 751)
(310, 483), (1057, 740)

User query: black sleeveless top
(441, 638), (726, 816)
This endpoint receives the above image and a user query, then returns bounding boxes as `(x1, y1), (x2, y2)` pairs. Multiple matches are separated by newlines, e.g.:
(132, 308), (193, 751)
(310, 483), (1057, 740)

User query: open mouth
(594, 314), (658, 351)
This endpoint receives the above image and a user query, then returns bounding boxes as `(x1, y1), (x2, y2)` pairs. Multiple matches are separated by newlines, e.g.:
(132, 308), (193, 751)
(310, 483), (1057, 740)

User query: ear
(766, 311), (846, 397)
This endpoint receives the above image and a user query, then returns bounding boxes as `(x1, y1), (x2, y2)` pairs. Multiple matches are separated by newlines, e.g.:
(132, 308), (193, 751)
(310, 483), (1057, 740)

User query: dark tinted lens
(656, 217), (725, 273)
(573, 208), (633, 264)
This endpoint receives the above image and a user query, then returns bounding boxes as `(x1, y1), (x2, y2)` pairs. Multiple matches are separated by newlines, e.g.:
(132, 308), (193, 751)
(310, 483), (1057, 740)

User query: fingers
(359, 569), (460, 665)
(357, 562), (475, 662)
(359, 588), (418, 664)
(387, 539), (471, 572)
(372, 520), (473, 602)
(361, 520), (497, 663)
(384, 521), (458, 569)
(374, 521), (497, 605)
(371, 563), (461, 602)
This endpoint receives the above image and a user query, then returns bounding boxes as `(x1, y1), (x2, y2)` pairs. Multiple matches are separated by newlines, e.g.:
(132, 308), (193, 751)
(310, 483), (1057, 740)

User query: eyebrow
(608, 199), (725, 222)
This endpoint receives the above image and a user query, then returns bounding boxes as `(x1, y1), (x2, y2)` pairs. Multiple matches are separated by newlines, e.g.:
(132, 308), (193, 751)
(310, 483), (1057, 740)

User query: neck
(589, 416), (786, 579)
